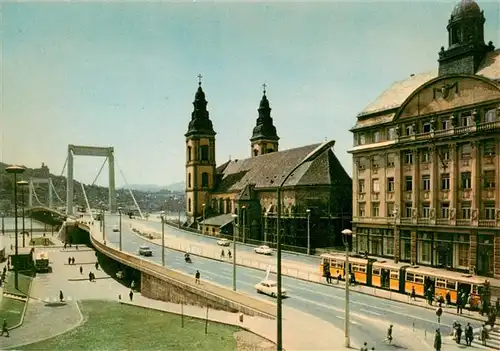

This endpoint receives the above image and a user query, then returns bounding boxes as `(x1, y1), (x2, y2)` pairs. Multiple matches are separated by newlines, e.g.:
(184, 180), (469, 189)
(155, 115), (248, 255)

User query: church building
(184, 80), (352, 251)
(350, 0), (500, 278)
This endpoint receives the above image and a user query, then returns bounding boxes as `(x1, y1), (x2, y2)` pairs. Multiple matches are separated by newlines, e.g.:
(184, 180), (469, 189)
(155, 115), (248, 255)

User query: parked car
(217, 238), (230, 246)
(254, 245), (273, 255)
(255, 279), (287, 298)
(112, 225), (119, 232)
(138, 245), (153, 256)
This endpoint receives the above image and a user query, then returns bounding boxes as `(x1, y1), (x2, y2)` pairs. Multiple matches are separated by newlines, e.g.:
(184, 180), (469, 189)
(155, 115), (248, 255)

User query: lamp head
(5, 165), (25, 174)
(306, 209), (311, 213)
(160, 210), (165, 218)
(341, 229), (353, 236)
(17, 180), (29, 186)
(118, 206), (122, 214)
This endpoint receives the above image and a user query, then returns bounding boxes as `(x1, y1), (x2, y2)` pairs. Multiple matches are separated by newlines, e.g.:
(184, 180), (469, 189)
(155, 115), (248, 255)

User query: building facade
(349, 0), (500, 278)
(185, 83), (352, 251)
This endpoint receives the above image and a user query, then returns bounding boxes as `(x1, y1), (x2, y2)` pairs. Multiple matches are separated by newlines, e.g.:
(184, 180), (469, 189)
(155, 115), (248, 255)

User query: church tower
(438, 0), (495, 76)
(250, 84), (279, 157)
(185, 75), (216, 221)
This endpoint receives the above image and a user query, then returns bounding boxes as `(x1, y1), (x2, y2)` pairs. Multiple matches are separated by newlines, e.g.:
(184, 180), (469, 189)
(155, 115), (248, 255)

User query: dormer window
(373, 131), (381, 143)
(485, 108), (497, 123)
(461, 112), (472, 127)
(387, 127), (396, 140)
(442, 118), (451, 130)
(423, 122), (432, 133)
(405, 124), (414, 136)
(359, 133), (366, 145)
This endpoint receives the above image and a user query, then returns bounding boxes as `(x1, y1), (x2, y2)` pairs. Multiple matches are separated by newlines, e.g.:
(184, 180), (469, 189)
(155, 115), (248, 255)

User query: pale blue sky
(1, 0), (499, 187)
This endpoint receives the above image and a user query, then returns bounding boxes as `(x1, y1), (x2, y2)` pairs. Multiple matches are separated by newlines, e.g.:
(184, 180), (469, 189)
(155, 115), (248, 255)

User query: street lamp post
(306, 209), (311, 255)
(102, 206), (106, 243)
(6, 165), (26, 290)
(18, 180), (28, 247)
(392, 209), (399, 264)
(275, 141), (336, 351)
(51, 214), (54, 236)
(30, 214), (33, 238)
(264, 212), (268, 244)
(341, 228), (353, 348)
(160, 210), (165, 267)
(118, 207), (123, 251)
(241, 205), (246, 243)
(231, 213), (237, 291)
(202, 203), (206, 235)
(1, 213), (4, 236)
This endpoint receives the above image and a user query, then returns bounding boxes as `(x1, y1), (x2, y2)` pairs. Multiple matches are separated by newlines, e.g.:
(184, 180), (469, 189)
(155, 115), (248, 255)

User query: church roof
(355, 48), (500, 123)
(213, 142), (350, 193)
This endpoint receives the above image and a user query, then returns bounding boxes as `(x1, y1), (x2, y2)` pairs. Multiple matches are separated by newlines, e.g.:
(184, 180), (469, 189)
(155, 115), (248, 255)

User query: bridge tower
(185, 75), (216, 222)
(66, 145), (116, 215)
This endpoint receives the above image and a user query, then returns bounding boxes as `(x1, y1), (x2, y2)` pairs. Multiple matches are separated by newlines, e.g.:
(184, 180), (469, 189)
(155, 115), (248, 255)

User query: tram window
(373, 268), (381, 276)
(415, 275), (424, 284)
(436, 278), (446, 288)
(390, 271), (398, 279)
(406, 272), (415, 281)
(353, 264), (366, 273)
(446, 280), (456, 290)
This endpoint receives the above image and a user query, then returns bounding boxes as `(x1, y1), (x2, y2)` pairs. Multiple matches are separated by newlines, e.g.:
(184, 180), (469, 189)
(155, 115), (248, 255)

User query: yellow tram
(319, 253), (487, 308)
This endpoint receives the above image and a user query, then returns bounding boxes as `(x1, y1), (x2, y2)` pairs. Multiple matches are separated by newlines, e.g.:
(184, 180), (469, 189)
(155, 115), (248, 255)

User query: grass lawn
(0, 298), (25, 328)
(29, 237), (54, 246)
(3, 272), (33, 296)
(20, 300), (240, 351)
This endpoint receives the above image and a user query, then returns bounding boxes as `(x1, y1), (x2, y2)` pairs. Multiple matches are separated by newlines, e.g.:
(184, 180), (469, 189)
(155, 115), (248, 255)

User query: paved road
(99, 214), (485, 350)
(125, 216), (320, 267)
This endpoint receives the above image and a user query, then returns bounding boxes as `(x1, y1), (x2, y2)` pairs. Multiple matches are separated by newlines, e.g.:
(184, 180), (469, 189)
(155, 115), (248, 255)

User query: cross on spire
(262, 83), (267, 95)
(197, 74), (203, 86)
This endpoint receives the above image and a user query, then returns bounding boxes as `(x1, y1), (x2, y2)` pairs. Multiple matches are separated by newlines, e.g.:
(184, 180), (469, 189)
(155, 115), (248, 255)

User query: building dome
(451, 0), (481, 19)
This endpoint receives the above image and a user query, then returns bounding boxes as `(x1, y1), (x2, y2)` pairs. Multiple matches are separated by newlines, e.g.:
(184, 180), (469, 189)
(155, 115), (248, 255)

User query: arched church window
(200, 145), (209, 161)
(187, 146), (192, 161)
(201, 172), (209, 188)
(253, 149), (259, 157)
(188, 173), (192, 188)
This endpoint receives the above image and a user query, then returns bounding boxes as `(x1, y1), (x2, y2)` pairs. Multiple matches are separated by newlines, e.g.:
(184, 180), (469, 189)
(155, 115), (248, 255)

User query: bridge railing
(78, 222), (276, 318)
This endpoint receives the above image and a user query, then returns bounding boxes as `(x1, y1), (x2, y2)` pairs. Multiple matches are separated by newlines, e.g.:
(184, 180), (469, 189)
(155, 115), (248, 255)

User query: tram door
(381, 269), (390, 289)
(424, 277), (435, 296)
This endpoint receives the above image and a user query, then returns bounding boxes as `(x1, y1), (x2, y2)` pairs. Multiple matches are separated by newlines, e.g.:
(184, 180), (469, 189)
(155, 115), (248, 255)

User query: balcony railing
(478, 219), (496, 228)
(436, 219), (450, 225)
(353, 217), (499, 228)
(456, 219), (471, 226)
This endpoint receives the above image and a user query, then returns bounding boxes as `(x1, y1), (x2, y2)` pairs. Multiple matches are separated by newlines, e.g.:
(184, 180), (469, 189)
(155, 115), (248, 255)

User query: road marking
(335, 315), (359, 325)
(360, 308), (382, 316)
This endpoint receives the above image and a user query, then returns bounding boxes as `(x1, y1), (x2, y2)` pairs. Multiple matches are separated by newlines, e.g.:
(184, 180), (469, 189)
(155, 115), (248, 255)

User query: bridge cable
(80, 183), (93, 217)
(91, 157), (108, 187)
(115, 157), (145, 219)
(31, 182), (44, 206)
(50, 180), (65, 205)
(60, 155), (68, 177)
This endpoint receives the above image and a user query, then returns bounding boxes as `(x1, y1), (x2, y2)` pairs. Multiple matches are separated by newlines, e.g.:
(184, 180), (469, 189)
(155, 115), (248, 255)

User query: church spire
(185, 74), (216, 137)
(250, 84), (279, 157)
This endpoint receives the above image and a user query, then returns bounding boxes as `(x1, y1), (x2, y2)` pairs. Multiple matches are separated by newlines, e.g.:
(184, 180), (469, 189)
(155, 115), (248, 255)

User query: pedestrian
(1, 319), (9, 337)
(129, 290), (133, 302)
(455, 323), (462, 344)
(95, 262), (99, 270)
(480, 324), (488, 346)
(336, 270), (341, 284)
(68, 257), (71, 265)
(59, 290), (64, 302)
(195, 270), (200, 284)
(445, 290), (451, 306)
(228, 250), (232, 258)
(91, 272), (95, 282)
(411, 286), (416, 301)
(360, 341), (368, 351)
(465, 322), (473, 346)
(88, 272), (92, 282)
(434, 329), (441, 351)
(326, 269), (331, 284)
(220, 249), (225, 258)
(79, 266), (83, 275)
(76, 245), (79, 250)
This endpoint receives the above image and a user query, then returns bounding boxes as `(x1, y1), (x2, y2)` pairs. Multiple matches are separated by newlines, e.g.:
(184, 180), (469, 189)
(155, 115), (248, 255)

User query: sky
(1, 0), (499, 188)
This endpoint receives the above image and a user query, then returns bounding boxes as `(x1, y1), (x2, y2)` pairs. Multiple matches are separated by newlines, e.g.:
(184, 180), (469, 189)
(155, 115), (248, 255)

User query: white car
(138, 245), (153, 256)
(254, 245), (273, 255)
(255, 280), (287, 298)
(217, 238), (230, 246)
(112, 225), (119, 232)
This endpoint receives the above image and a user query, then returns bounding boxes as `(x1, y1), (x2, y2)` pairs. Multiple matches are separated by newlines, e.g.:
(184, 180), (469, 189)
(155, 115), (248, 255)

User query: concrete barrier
(79, 222), (276, 319)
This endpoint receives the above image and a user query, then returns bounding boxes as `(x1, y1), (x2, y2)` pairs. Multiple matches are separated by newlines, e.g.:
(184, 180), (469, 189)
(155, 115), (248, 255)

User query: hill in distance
(119, 181), (185, 193)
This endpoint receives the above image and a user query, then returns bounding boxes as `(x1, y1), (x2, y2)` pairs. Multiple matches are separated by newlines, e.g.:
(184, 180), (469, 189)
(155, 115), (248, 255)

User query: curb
(128, 227), (490, 324)
(64, 262), (97, 266)
(8, 274), (34, 331)
(68, 276), (112, 282)
(117, 300), (277, 346)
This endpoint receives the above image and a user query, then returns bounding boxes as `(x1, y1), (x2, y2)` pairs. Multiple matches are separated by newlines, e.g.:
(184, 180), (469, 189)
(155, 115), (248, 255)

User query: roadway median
(79, 222), (276, 320)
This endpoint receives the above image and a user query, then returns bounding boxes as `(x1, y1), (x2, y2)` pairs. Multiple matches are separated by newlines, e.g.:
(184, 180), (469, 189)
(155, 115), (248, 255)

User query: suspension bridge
(27, 144), (144, 220)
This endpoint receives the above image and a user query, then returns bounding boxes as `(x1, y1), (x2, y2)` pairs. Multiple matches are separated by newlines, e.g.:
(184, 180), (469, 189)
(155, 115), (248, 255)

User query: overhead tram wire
(115, 157), (145, 219)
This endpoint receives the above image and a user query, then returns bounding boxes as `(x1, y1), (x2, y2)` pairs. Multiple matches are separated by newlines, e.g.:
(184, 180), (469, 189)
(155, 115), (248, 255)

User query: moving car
(112, 225), (119, 232)
(255, 280), (287, 298)
(217, 238), (230, 246)
(138, 245), (153, 256)
(254, 245), (272, 255)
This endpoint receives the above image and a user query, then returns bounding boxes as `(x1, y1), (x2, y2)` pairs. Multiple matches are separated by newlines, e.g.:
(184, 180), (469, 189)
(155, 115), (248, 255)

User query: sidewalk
(125, 220), (490, 324)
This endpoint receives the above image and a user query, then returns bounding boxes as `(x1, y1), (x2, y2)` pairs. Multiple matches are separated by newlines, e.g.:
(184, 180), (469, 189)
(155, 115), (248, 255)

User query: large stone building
(184, 81), (352, 251)
(349, 0), (500, 278)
